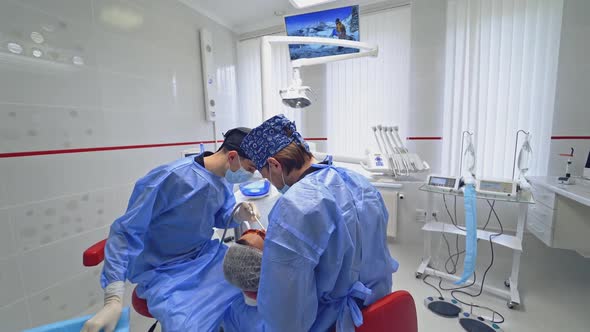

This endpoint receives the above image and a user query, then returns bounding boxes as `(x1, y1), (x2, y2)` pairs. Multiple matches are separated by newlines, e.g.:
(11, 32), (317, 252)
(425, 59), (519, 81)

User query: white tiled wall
(0, 256), (25, 308)
(0, 0), (238, 329)
(0, 209), (17, 258)
(0, 299), (31, 332)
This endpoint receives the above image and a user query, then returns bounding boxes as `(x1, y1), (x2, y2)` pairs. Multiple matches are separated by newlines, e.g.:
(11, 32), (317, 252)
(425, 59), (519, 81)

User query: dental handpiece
(254, 215), (266, 231)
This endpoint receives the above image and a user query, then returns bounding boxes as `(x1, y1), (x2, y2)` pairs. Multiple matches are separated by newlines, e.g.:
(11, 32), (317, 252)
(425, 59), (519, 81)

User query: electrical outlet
(415, 209), (427, 223)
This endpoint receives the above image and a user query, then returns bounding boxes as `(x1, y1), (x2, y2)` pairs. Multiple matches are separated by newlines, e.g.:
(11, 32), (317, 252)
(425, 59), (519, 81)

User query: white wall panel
(548, 0), (590, 176)
(0, 299), (31, 331)
(0, 256), (26, 307)
(27, 268), (102, 327)
(19, 227), (108, 296)
(0, 208), (17, 259)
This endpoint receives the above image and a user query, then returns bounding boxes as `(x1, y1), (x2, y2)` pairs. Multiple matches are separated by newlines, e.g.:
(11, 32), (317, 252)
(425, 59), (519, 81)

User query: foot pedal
(459, 312), (503, 332)
(424, 296), (462, 318)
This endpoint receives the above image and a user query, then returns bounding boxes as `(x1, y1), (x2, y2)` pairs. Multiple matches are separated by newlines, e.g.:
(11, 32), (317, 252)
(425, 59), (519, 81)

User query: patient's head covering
(240, 114), (310, 170)
(223, 243), (263, 292)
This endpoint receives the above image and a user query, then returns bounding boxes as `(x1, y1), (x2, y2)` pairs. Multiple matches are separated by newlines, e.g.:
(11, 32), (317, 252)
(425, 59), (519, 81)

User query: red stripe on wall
(0, 137), (329, 158)
(0, 141), (222, 158)
(551, 136), (590, 140)
(404, 136), (590, 141)
(3, 135), (587, 158)
(406, 137), (443, 140)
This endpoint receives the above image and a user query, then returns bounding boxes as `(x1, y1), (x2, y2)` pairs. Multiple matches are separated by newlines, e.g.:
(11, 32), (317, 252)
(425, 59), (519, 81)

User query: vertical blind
(236, 34), (302, 129)
(441, 0), (564, 178)
(325, 6), (411, 156)
(214, 64), (238, 133)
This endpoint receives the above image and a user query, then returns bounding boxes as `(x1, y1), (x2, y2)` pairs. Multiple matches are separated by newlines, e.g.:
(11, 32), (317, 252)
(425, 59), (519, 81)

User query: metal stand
(416, 186), (534, 310)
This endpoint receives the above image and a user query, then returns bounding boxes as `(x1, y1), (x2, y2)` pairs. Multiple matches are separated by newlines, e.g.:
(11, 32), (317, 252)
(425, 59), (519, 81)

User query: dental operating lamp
(260, 36), (378, 119)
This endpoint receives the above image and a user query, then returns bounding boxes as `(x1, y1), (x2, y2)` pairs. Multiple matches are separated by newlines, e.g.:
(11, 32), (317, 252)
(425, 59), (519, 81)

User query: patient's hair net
(223, 243), (262, 291)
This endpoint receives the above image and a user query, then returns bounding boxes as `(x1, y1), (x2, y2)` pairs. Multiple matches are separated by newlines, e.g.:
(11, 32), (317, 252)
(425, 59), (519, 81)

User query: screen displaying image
(284, 5), (360, 60)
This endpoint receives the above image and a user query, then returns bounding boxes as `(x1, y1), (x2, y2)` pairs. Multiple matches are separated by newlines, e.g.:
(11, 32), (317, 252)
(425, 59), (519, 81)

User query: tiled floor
(390, 233), (590, 332)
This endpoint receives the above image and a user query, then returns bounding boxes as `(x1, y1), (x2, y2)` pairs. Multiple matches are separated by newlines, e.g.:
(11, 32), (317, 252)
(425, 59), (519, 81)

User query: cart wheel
(504, 280), (510, 288)
(507, 301), (518, 310)
(415, 272), (423, 279)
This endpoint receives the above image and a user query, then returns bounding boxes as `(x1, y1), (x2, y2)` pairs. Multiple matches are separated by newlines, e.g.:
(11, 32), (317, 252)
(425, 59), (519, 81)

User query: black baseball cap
(218, 127), (252, 159)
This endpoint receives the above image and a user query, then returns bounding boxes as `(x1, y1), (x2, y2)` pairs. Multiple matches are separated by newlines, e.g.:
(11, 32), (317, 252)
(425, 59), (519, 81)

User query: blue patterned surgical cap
(240, 114), (310, 169)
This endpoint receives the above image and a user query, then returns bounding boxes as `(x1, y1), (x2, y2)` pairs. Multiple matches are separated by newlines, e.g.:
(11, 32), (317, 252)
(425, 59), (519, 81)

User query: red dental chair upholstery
(83, 239), (153, 318)
(356, 290), (418, 332)
(84, 240), (418, 331)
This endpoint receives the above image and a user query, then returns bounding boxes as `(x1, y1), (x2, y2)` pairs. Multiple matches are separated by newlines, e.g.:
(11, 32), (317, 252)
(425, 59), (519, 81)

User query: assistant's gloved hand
(234, 202), (260, 224)
(81, 281), (124, 332)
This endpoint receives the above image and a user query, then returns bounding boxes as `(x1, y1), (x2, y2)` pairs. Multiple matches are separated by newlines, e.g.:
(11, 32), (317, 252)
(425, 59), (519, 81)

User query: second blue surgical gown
(100, 156), (241, 331)
(223, 297), (265, 332)
(258, 164), (399, 332)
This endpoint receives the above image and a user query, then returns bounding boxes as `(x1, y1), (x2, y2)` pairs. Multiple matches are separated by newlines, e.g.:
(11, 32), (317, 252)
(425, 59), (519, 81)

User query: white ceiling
(179, 0), (396, 34)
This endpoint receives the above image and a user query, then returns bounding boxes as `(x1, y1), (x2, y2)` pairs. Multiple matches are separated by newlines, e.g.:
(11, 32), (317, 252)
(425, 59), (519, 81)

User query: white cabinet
(527, 207), (554, 247)
(531, 183), (556, 209)
(527, 178), (590, 257)
(527, 184), (556, 247)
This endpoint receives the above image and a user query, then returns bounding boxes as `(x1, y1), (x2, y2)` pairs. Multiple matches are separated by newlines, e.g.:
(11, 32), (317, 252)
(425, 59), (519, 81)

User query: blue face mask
(269, 165), (290, 194)
(279, 183), (290, 195)
(225, 157), (253, 184)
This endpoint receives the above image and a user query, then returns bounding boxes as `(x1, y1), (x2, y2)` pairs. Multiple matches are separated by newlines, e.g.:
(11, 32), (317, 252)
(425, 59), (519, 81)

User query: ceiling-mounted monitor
(284, 5), (360, 60)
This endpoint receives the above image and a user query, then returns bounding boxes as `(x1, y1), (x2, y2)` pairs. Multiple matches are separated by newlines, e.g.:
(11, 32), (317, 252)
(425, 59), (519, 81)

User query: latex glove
(234, 202), (260, 224)
(81, 282), (124, 332)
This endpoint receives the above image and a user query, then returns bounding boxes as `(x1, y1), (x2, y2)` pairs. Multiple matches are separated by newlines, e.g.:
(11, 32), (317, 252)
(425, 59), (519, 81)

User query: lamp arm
(260, 36), (378, 119)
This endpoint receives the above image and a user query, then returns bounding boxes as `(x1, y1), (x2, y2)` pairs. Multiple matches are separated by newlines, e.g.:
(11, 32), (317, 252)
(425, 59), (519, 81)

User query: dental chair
(83, 239), (153, 318)
(83, 235), (236, 319)
(355, 290), (418, 332)
(85, 240), (418, 332)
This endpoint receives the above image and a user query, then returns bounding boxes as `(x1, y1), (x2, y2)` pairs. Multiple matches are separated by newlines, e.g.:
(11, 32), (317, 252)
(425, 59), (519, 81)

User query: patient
(222, 229), (266, 332)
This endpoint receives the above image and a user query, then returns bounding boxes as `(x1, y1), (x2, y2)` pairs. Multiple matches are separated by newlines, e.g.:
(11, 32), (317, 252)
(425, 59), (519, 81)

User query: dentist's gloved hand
(234, 202), (260, 224)
(81, 281), (124, 332)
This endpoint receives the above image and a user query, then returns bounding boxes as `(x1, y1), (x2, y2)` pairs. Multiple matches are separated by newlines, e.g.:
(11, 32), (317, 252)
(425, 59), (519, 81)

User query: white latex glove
(234, 202), (260, 224)
(81, 282), (124, 332)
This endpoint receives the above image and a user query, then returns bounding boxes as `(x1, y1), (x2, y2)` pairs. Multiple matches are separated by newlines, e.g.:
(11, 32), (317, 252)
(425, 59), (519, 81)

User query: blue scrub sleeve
(258, 239), (318, 332)
(100, 183), (165, 288)
(214, 189), (238, 229)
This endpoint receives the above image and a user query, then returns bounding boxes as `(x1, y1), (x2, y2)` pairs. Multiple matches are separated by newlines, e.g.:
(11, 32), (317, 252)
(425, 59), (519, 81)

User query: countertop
(527, 176), (590, 207)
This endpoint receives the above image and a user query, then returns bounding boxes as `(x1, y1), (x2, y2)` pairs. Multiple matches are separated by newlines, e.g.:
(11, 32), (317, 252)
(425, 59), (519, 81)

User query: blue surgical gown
(100, 156), (241, 331)
(223, 297), (264, 332)
(258, 164), (399, 332)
